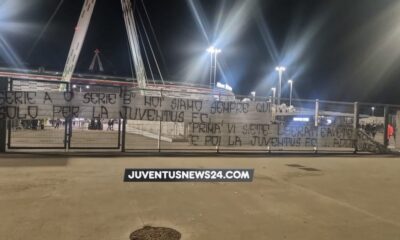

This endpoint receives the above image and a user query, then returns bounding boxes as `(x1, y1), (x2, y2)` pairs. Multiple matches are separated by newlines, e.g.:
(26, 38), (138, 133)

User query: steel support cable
(137, 22), (156, 85)
(140, 0), (168, 81)
(136, 5), (164, 85)
(27, 0), (65, 59)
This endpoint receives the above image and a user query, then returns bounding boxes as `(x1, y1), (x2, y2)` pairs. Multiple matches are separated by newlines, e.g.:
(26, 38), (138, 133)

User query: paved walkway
(0, 154), (399, 239)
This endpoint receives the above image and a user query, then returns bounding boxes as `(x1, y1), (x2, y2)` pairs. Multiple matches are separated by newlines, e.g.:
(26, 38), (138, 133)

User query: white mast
(121, 0), (147, 89)
(61, 0), (96, 90)
(61, 0), (148, 90)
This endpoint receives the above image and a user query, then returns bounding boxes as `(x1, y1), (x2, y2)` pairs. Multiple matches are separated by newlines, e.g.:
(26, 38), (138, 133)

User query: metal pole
(158, 89), (163, 152)
(314, 99), (319, 153)
(278, 71), (282, 105)
(315, 100), (319, 127)
(353, 102), (359, 153)
(272, 89), (276, 105)
(121, 88), (127, 153)
(209, 53), (213, 88)
(7, 119), (11, 150)
(289, 82), (293, 107)
(0, 77), (7, 152)
(383, 106), (389, 148)
(5, 78), (12, 150)
(213, 53), (218, 88)
(64, 84), (72, 152)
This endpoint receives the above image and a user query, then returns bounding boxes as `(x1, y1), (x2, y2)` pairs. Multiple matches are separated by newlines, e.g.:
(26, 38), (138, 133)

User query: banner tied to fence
(0, 91), (271, 122)
(1, 90), (378, 151)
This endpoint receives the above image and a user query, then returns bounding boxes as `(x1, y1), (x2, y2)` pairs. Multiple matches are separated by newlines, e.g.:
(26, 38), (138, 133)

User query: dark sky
(1, 0), (400, 103)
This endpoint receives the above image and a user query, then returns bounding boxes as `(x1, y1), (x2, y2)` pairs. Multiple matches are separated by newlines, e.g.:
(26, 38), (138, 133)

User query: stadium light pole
(275, 66), (286, 105)
(213, 48), (221, 88)
(271, 87), (276, 105)
(207, 47), (214, 88)
(288, 79), (293, 107)
(207, 46), (221, 88)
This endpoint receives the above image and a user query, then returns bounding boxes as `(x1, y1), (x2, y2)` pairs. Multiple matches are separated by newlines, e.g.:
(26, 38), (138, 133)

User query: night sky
(1, 0), (400, 103)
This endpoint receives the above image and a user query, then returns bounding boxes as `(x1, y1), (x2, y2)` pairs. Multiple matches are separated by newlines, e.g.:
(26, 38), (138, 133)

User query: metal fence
(1, 77), (400, 153)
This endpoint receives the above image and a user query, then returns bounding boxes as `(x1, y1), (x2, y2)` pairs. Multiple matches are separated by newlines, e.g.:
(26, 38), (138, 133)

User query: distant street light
(288, 79), (293, 107)
(86, 85), (90, 89)
(207, 46), (222, 88)
(275, 66), (286, 105)
(251, 91), (256, 101)
(216, 82), (233, 91)
(371, 107), (375, 116)
(271, 87), (276, 105)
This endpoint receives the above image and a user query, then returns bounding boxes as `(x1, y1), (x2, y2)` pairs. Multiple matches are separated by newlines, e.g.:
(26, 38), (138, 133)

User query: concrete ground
(0, 154), (400, 240)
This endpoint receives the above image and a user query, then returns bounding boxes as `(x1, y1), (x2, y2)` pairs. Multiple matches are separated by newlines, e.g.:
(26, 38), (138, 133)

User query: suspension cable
(137, 3), (165, 85)
(140, 0), (169, 77)
(137, 22), (156, 85)
(27, 0), (65, 60)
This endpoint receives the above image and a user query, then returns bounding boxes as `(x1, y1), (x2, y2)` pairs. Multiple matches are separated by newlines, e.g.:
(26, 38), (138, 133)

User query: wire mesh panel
(7, 80), (67, 149)
(316, 100), (355, 152)
(268, 98), (318, 152)
(69, 118), (121, 149)
(357, 103), (386, 152)
(213, 95), (274, 152)
(160, 91), (227, 152)
(124, 89), (162, 151)
(68, 85), (121, 149)
(206, 97), (319, 153)
(8, 119), (66, 149)
(155, 92), (274, 152)
(125, 120), (160, 151)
